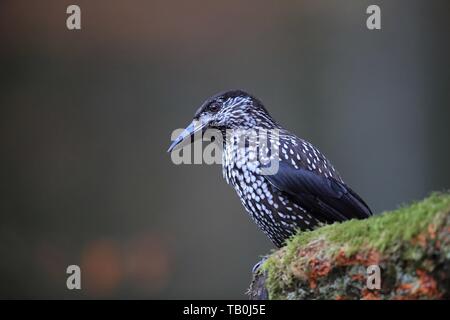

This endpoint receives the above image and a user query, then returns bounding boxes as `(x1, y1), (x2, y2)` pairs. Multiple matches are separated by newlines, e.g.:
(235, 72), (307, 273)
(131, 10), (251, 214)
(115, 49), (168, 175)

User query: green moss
(261, 192), (450, 299)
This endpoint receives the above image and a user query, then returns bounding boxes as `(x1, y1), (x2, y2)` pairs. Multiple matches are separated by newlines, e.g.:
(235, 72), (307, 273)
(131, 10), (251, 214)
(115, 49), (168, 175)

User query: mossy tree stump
(248, 193), (450, 300)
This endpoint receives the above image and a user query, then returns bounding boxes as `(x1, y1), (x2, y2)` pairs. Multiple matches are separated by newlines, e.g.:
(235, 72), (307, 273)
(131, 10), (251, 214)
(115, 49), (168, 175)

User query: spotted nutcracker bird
(168, 90), (372, 248)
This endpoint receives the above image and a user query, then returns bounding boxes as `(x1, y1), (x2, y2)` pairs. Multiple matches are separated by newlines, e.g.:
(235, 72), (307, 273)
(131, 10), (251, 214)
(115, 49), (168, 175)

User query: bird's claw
(252, 256), (268, 273)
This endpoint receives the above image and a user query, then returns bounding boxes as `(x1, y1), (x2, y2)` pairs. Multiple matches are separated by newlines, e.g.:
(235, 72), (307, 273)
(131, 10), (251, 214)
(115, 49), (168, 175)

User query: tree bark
(248, 193), (450, 300)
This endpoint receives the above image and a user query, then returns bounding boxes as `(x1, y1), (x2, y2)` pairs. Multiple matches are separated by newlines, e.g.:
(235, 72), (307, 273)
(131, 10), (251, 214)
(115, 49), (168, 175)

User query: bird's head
(168, 90), (277, 152)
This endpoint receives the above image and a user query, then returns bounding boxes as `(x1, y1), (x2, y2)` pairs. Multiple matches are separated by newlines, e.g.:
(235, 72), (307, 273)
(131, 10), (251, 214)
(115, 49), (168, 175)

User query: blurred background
(0, 0), (449, 299)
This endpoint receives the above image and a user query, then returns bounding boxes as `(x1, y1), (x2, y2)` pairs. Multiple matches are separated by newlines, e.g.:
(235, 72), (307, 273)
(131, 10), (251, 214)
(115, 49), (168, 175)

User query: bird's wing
(263, 160), (372, 223)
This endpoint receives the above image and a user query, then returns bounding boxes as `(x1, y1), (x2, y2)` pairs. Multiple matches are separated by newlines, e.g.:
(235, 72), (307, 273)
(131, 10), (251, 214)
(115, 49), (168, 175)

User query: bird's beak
(167, 119), (209, 152)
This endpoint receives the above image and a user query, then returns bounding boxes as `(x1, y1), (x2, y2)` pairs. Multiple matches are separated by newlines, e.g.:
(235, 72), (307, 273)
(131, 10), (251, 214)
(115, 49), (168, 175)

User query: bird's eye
(209, 103), (220, 112)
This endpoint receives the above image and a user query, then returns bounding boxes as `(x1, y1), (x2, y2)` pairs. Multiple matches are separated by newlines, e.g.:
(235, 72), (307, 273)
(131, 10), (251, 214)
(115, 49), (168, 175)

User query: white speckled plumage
(169, 90), (372, 248)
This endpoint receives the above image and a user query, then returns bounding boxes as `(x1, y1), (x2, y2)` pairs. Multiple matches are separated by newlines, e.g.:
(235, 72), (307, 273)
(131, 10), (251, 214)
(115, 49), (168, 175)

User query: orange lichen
(351, 273), (365, 281)
(396, 283), (413, 291)
(307, 257), (331, 289)
(361, 288), (381, 300)
(336, 248), (381, 267)
(415, 269), (441, 298)
(394, 270), (442, 299)
(411, 233), (428, 248)
(309, 278), (317, 289)
(310, 258), (331, 277)
(428, 224), (437, 239)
